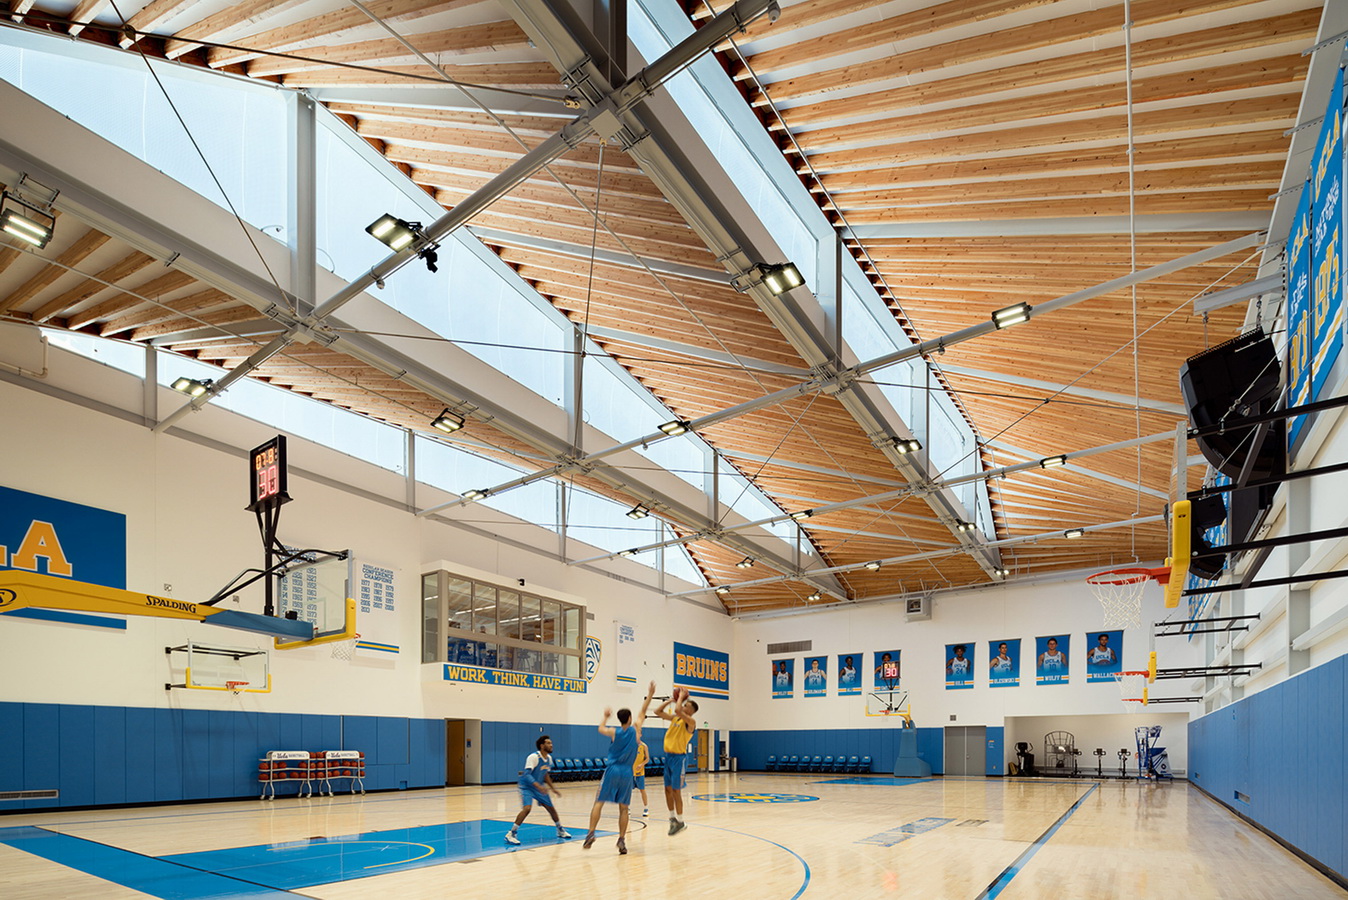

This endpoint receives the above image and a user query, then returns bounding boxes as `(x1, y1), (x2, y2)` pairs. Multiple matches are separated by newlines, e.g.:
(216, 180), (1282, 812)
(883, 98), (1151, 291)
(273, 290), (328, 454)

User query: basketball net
(226, 680), (248, 695)
(1116, 671), (1148, 705)
(331, 634), (361, 661)
(1086, 568), (1152, 629)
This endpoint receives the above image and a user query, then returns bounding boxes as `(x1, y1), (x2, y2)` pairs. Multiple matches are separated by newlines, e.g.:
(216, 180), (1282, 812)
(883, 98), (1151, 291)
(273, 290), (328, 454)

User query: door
(944, 726), (987, 776)
(695, 728), (709, 772)
(446, 719), (466, 786)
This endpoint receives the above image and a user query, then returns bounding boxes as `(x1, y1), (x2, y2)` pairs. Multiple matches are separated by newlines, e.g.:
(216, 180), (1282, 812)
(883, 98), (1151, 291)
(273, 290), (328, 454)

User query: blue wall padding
(986, 726), (1004, 775)
(728, 727), (947, 775)
(1189, 654), (1345, 881)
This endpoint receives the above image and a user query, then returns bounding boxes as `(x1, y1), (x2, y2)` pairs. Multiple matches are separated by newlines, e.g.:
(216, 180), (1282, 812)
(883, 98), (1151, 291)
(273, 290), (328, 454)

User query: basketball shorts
(634, 774), (646, 790)
(664, 752), (687, 790)
(596, 766), (634, 805)
(518, 783), (552, 808)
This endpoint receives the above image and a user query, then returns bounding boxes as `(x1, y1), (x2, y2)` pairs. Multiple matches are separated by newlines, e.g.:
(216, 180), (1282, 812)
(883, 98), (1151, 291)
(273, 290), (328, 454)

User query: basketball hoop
(1086, 567), (1168, 629)
(1116, 670), (1149, 706)
(331, 634), (360, 661)
(226, 680), (249, 695)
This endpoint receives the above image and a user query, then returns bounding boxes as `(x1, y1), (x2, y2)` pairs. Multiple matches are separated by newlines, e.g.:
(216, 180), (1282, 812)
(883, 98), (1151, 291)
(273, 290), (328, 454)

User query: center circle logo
(692, 792), (818, 803)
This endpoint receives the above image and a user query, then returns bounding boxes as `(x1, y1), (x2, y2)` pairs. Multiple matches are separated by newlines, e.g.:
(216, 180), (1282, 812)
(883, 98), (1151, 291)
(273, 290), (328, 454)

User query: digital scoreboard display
(249, 435), (288, 508)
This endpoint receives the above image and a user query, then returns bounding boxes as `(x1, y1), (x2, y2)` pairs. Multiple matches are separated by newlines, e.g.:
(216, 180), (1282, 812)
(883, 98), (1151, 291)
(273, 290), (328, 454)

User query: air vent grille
(767, 640), (812, 654)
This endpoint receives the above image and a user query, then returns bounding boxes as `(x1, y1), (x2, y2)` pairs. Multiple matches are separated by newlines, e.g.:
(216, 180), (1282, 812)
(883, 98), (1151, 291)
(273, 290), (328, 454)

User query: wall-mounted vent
(0, 789), (58, 800)
(767, 640), (812, 654)
(905, 595), (932, 621)
(586, 612), (596, 621)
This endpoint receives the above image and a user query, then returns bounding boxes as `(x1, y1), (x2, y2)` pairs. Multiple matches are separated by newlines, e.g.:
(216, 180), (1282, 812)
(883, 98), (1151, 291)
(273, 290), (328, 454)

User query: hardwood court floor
(0, 773), (1343, 899)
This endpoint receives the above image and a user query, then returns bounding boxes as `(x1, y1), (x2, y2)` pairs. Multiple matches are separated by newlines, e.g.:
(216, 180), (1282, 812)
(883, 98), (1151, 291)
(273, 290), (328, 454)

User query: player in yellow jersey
(656, 685), (697, 835)
(633, 738), (650, 817)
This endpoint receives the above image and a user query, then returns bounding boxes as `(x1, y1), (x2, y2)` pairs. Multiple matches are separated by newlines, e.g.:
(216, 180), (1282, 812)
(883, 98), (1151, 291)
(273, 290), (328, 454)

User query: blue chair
(822, 755), (834, 773)
(582, 758), (597, 779)
(859, 755), (872, 773)
(787, 755), (800, 772)
(552, 757), (569, 781)
(810, 755), (823, 772)
(847, 755), (860, 773)
(765, 755), (777, 772)
(835, 752), (847, 773)
(650, 755), (663, 775)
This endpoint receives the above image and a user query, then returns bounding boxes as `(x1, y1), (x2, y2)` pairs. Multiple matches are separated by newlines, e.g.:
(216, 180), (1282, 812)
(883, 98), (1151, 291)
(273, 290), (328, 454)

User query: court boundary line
(975, 783), (1098, 900)
(691, 822), (810, 900)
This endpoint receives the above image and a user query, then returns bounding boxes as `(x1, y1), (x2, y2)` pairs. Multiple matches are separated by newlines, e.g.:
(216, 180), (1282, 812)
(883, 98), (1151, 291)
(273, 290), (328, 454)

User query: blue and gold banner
(1035, 634), (1070, 685)
(802, 655), (827, 697)
(945, 642), (973, 690)
(837, 652), (862, 695)
(674, 641), (729, 700)
(1310, 70), (1344, 428)
(988, 639), (1020, 687)
(1288, 184), (1313, 447)
(1085, 629), (1123, 683)
(442, 662), (586, 693)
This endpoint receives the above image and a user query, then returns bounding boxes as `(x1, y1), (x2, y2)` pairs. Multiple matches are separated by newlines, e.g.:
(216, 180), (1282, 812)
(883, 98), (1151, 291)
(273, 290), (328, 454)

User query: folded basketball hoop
(1086, 567), (1169, 629)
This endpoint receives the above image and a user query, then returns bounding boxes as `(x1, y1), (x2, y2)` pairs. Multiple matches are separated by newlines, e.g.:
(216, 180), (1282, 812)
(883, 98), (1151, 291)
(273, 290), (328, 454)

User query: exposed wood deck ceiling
(0, 0), (1311, 614)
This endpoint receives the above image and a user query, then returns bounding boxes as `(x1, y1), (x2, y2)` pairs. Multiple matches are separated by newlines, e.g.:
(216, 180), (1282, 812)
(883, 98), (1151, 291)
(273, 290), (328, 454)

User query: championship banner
(1, 484), (126, 629)
(988, 639), (1020, 688)
(944, 642), (973, 690)
(355, 561), (399, 656)
(1309, 71), (1344, 425)
(673, 641), (728, 700)
(1085, 629), (1123, 683)
(802, 655), (827, 697)
(442, 662), (586, 693)
(771, 657), (794, 698)
(1288, 185), (1313, 447)
(616, 620), (638, 685)
(1035, 634), (1070, 685)
(837, 652), (862, 695)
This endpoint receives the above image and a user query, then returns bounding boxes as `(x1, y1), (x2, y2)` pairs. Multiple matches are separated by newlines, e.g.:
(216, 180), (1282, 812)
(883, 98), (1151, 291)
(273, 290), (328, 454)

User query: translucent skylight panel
(42, 330), (146, 377)
(563, 486), (662, 557)
(414, 435), (557, 527)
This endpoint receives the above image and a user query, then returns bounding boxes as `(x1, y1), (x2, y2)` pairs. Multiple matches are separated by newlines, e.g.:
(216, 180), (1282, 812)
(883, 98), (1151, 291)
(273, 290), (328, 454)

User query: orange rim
(1087, 566), (1171, 586)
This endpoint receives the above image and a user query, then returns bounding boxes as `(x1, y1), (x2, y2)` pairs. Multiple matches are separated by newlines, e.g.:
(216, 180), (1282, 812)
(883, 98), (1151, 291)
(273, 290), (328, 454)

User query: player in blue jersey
(583, 680), (656, 855)
(505, 734), (570, 845)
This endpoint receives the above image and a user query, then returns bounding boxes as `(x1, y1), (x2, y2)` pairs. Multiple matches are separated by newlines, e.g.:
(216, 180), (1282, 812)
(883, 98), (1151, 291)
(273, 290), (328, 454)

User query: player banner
(1085, 629), (1123, 683)
(1035, 634), (1070, 685)
(873, 649), (900, 688)
(988, 639), (1020, 687)
(945, 642), (973, 689)
(802, 655), (827, 697)
(771, 657), (794, 698)
(837, 652), (862, 695)
(442, 662), (586, 693)
(673, 641), (729, 700)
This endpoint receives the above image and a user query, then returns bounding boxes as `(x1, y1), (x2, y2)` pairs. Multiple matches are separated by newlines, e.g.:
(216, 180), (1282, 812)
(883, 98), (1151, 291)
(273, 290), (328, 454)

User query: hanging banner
(771, 657), (794, 698)
(1035, 634), (1070, 685)
(1085, 630), (1123, 683)
(873, 649), (900, 689)
(355, 561), (399, 656)
(837, 652), (862, 695)
(988, 639), (1020, 688)
(1288, 185), (1314, 448)
(944, 642), (973, 690)
(616, 620), (638, 685)
(1309, 71), (1344, 423)
(802, 655), (827, 697)
(673, 641), (729, 700)
(442, 662), (586, 693)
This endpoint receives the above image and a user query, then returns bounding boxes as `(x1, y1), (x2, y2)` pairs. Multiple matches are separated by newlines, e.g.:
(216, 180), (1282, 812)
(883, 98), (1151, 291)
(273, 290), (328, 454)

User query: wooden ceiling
(0, 0), (1311, 614)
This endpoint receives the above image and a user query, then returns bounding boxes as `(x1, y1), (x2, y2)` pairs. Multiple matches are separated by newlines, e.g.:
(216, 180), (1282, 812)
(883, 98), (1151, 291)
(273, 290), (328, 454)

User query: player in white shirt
(804, 658), (826, 689)
(946, 644), (971, 678)
(506, 735), (570, 844)
(1089, 633), (1117, 666)
(839, 655), (857, 687)
(991, 642), (1014, 673)
(1038, 637), (1066, 671)
(773, 660), (791, 689)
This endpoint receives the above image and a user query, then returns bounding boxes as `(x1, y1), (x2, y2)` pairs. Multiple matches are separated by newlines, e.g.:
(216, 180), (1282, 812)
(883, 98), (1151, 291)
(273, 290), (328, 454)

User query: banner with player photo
(873, 649), (900, 688)
(771, 658), (794, 698)
(1085, 629), (1123, 682)
(802, 655), (827, 697)
(837, 652), (862, 695)
(988, 639), (1020, 687)
(945, 642), (973, 689)
(1035, 634), (1070, 685)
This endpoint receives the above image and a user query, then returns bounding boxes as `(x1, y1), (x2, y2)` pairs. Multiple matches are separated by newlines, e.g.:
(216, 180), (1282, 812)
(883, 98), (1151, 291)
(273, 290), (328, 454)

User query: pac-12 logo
(585, 636), (602, 682)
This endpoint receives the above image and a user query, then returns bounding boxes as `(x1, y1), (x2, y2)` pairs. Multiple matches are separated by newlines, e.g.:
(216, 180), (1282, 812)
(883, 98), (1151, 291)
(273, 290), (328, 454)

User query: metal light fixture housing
(365, 213), (419, 251)
(806, 591), (822, 601)
(736, 557), (755, 569)
(1040, 455), (1068, 469)
(893, 437), (922, 455)
(463, 488), (489, 501)
(757, 261), (804, 296)
(658, 419), (690, 436)
(991, 302), (1032, 329)
(170, 376), (212, 398)
(789, 509), (813, 521)
(1064, 528), (1085, 539)
(626, 504), (650, 520)
(431, 409), (465, 434)
(0, 192), (55, 249)
(864, 561), (881, 571)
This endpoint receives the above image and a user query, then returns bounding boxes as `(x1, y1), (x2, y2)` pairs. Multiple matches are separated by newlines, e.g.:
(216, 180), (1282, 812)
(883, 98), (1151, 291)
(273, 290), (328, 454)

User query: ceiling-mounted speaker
(1178, 329), (1285, 483)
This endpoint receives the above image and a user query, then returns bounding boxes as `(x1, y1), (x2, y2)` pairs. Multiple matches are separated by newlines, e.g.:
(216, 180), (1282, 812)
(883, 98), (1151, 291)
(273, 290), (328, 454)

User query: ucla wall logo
(585, 635), (602, 682)
(1, 485), (126, 589)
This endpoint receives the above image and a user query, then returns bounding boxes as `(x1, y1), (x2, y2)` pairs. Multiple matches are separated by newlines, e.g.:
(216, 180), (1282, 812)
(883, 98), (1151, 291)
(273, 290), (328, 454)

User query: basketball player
(874, 651), (899, 685)
(946, 644), (971, 679)
(656, 684), (698, 835)
(505, 735), (570, 845)
(633, 738), (650, 817)
(1089, 633), (1117, 666)
(839, 655), (857, 687)
(773, 660), (791, 689)
(991, 642), (1014, 674)
(583, 681), (656, 855)
(1038, 637), (1066, 671)
(804, 658), (826, 690)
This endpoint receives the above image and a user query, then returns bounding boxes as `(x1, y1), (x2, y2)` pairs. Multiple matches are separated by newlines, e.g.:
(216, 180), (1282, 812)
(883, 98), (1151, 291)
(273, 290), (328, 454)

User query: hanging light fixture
(170, 376), (212, 398)
(431, 409), (465, 434)
(626, 504), (651, 520)
(0, 192), (55, 249)
(991, 302), (1032, 329)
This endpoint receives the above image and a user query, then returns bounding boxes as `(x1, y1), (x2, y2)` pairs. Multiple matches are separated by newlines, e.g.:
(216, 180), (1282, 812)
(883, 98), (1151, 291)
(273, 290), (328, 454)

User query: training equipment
(1135, 726), (1172, 780)
(1043, 731), (1079, 777)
